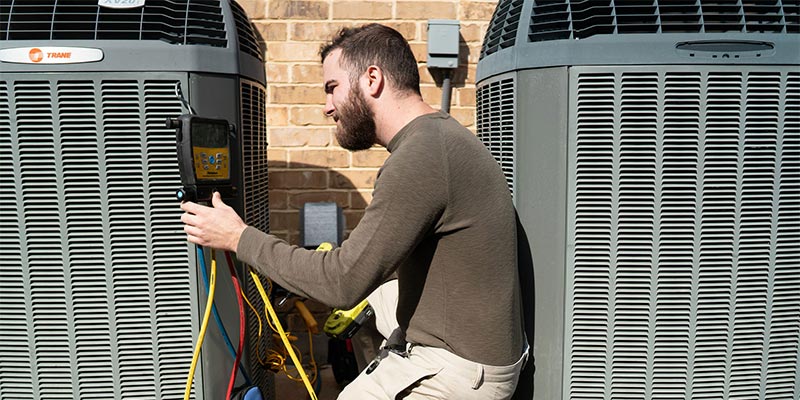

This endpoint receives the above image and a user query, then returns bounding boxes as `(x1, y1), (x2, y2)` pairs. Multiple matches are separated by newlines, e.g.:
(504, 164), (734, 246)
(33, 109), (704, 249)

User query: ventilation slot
(782, 0), (800, 32)
(143, 80), (198, 399)
(61, 80), (115, 398)
(241, 80), (269, 234)
(0, 81), (31, 397)
(529, 0), (572, 42)
(701, 0), (745, 32)
(571, 0), (616, 38)
(2, 0), (227, 48)
(480, 0), (525, 59)
(615, 0), (659, 34)
(741, 0), (785, 32)
(231, 0), (264, 61)
(240, 78), (272, 395)
(658, 0), (703, 33)
(477, 77), (516, 196)
(524, 0), (800, 42)
(568, 69), (800, 399)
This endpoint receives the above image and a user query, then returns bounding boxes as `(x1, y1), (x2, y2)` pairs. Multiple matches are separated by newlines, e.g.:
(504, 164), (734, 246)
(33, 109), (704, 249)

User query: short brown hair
(320, 24), (421, 96)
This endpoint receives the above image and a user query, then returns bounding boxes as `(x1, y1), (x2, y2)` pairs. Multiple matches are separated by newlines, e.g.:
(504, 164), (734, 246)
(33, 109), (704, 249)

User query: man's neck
(374, 96), (438, 148)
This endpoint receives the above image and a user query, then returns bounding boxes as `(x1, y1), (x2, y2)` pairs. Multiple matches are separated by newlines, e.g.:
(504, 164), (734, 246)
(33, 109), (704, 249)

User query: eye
(324, 82), (337, 95)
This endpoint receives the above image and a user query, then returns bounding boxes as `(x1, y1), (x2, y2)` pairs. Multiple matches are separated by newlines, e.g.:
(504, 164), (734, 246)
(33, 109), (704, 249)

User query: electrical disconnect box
(427, 19), (460, 69)
(300, 202), (345, 249)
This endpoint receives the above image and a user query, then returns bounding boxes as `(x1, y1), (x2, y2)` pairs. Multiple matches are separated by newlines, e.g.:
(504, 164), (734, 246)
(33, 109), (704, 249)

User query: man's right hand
(180, 191), (247, 252)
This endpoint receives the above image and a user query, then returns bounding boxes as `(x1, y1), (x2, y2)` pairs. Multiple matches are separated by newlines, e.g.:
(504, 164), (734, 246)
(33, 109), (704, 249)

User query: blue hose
(197, 246), (252, 385)
(314, 364), (322, 395)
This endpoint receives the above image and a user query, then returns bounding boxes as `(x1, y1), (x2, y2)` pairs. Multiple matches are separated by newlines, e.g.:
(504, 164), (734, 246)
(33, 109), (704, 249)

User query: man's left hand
(180, 192), (247, 252)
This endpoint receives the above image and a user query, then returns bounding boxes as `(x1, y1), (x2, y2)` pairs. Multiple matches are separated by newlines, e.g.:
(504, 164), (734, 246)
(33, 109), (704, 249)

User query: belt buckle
(386, 343), (408, 358)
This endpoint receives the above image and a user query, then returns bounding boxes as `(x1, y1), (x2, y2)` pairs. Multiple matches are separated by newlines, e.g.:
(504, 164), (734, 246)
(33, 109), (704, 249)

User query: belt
(365, 328), (407, 375)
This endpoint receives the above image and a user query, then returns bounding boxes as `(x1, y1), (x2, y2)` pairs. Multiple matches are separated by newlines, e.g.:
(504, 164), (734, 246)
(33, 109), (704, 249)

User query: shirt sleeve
(236, 132), (447, 309)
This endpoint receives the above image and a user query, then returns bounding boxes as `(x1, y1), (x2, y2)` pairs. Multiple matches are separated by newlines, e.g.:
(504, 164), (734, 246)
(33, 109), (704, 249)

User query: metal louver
(480, 0), (525, 59)
(240, 78), (272, 396)
(0, 76), (197, 399)
(529, 0), (800, 42)
(568, 67), (800, 399)
(477, 77), (516, 195)
(241, 80), (269, 234)
(0, 0), (227, 47)
(230, 0), (264, 61)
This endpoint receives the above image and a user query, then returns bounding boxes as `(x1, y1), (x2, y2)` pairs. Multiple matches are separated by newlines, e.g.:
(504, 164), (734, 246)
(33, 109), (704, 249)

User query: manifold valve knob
(166, 117), (181, 129)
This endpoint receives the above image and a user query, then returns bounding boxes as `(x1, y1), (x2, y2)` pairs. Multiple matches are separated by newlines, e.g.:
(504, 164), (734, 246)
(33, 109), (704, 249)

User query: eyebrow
(324, 79), (337, 93)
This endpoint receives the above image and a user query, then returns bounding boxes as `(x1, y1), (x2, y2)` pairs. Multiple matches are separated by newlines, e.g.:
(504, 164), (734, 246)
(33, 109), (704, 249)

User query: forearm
(236, 226), (380, 308)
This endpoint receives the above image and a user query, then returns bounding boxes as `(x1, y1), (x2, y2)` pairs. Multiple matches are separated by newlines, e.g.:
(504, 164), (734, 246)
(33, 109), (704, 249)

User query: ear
(363, 65), (384, 97)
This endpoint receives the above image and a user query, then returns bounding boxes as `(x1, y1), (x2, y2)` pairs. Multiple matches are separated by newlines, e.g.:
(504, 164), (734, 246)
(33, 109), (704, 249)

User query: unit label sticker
(98, 0), (146, 8)
(0, 47), (104, 64)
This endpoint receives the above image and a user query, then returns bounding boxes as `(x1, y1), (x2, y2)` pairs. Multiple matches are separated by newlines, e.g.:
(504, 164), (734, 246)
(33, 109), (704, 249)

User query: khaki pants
(338, 343), (528, 400)
(339, 280), (528, 400)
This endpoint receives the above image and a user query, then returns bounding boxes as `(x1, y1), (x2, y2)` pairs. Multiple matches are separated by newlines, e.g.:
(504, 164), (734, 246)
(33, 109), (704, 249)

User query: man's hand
(180, 192), (247, 252)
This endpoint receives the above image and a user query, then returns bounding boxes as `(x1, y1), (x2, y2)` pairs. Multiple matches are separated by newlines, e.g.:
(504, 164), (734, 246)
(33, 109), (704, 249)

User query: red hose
(225, 251), (246, 400)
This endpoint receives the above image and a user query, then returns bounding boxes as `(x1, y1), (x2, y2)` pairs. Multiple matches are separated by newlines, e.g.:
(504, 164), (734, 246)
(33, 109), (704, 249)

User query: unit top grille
(481, 0), (525, 59)
(481, 0), (800, 58)
(230, 0), (263, 61)
(1, 0), (228, 48)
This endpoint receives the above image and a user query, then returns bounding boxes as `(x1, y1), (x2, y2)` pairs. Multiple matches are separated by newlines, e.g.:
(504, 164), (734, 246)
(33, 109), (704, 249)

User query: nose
(324, 95), (335, 118)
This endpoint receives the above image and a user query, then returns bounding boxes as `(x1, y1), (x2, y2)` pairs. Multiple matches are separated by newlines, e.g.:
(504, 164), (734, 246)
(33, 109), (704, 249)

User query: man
(181, 23), (527, 399)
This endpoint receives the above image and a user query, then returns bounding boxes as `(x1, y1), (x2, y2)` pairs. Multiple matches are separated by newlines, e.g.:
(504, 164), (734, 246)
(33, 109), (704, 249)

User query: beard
(335, 85), (377, 151)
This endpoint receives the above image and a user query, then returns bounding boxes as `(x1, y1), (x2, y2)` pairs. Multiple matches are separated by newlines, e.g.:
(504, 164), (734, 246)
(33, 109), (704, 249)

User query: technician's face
(323, 49), (377, 151)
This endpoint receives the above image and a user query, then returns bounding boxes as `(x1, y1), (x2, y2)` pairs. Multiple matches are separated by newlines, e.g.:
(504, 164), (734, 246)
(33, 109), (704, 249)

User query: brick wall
(237, 0), (495, 244)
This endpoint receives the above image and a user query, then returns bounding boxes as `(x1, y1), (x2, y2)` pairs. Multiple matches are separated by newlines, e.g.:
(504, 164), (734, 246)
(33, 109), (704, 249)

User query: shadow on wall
(262, 161), (380, 397)
(267, 161), (374, 244)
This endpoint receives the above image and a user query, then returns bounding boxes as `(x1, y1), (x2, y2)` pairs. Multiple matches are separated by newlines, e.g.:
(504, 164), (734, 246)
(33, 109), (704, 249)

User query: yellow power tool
(323, 299), (374, 340)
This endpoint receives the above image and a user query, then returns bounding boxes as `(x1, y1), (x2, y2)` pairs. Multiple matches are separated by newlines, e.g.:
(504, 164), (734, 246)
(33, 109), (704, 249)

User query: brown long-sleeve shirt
(237, 111), (524, 366)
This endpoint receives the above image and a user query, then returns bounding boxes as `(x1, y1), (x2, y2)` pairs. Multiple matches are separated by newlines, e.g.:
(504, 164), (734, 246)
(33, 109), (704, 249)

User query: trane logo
(98, 0), (146, 9)
(28, 48), (44, 62)
(28, 48), (72, 62)
(0, 47), (104, 64)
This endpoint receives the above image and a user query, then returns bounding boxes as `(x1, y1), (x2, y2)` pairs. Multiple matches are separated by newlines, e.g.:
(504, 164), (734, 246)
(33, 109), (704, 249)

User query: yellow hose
(249, 269), (318, 400)
(184, 250), (217, 400)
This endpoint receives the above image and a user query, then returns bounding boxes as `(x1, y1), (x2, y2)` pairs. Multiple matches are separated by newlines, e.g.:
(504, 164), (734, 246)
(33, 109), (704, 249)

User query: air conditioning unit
(0, 1), (270, 399)
(476, 1), (799, 399)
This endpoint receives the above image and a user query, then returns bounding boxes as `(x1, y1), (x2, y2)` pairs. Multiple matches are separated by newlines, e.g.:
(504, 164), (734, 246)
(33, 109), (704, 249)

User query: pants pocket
(339, 352), (441, 400)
